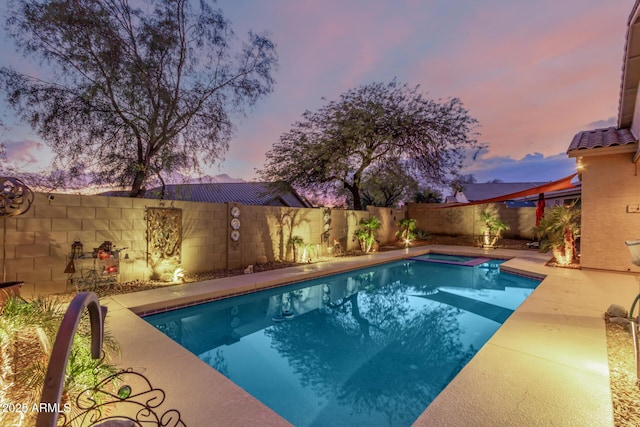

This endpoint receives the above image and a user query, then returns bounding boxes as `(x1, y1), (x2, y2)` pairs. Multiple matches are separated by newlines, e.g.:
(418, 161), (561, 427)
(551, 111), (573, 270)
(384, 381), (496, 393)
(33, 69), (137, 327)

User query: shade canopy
(422, 173), (578, 209)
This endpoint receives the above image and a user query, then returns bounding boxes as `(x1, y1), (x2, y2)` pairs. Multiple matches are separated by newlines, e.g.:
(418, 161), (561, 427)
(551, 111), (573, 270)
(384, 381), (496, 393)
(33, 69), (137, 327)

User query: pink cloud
(410, 1), (628, 159)
(3, 139), (44, 165)
(3, 0), (634, 183)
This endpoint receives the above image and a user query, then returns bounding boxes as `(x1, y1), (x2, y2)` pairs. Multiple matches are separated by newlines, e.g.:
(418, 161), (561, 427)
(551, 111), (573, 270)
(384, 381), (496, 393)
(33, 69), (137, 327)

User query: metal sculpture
(146, 207), (182, 266)
(58, 369), (185, 427)
(36, 292), (185, 427)
(0, 176), (33, 217)
(1, 177), (33, 283)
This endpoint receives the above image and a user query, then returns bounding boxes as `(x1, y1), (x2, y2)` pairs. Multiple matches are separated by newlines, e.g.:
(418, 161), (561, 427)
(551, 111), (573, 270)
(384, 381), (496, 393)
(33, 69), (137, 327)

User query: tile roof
(145, 182), (311, 207)
(567, 127), (637, 152)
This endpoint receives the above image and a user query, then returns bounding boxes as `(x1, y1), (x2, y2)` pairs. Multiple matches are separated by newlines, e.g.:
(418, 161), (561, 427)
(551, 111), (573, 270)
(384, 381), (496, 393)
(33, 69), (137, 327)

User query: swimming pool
(145, 257), (540, 426)
(412, 253), (477, 263)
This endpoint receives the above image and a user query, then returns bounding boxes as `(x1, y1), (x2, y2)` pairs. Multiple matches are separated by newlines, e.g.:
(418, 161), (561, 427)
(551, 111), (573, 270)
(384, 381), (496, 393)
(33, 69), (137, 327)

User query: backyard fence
(407, 202), (537, 241)
(0, 192), (536, 297)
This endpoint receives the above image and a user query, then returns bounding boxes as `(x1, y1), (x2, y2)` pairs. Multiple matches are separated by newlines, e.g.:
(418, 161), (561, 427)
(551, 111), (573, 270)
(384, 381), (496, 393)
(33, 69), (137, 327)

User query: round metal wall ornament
(0, 177), (34, 217)
(231, 206), (241, 218)
(230, 230), (240, 241)
(231, 218), (241, 230)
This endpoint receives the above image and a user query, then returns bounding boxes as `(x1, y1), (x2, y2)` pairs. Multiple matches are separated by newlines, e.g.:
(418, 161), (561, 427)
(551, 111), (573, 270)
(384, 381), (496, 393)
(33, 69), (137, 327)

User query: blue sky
(0, 0), (632, 185)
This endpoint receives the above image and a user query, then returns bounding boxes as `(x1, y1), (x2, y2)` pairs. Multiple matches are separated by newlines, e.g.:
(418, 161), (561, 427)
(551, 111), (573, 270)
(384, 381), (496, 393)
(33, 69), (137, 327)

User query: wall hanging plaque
(146, 207), (182, 266)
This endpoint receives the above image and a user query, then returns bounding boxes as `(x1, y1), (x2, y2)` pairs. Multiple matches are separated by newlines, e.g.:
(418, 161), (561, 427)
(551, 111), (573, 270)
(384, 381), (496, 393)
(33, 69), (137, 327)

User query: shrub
(396, 218), (417, 245)
(534, 202), (581, 265)
(0, 296), (119, 425)
(354, 216), (382, 253)
(479, 206), (509, 248)
(413, 228), (430, 241)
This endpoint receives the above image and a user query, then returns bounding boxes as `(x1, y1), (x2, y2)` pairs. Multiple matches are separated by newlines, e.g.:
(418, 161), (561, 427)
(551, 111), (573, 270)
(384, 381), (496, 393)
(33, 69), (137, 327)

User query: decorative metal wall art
(2, 177), (33, 282)
(146, 207), (182, 266)
(229, 205), (241, 246)
(0, 177), (33, 217)
(321, 208), (331, 243)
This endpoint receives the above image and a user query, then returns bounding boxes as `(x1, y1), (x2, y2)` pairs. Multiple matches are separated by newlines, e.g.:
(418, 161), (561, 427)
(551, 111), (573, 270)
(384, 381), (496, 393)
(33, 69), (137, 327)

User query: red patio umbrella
(535, 193), (545, 226)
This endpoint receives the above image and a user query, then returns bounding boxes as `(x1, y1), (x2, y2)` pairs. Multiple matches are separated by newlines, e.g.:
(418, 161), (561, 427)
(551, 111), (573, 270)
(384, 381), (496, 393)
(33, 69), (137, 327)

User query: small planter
(0, 281), (23, 307)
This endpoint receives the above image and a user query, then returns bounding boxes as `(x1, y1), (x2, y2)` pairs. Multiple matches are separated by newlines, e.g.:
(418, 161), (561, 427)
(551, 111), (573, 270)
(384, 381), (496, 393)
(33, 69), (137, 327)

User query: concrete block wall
(1, 193), (226, 297)
(228, 205), (325, 267)
(579, 152), (640, 273)
(407, 202), (537, 241)
(367, 206), (406, 245)
(2, 193), (407, 296)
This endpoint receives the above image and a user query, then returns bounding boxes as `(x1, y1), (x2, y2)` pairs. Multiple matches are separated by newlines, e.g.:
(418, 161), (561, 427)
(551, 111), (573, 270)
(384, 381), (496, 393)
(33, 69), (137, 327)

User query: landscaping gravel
(605, 316), (640, 426)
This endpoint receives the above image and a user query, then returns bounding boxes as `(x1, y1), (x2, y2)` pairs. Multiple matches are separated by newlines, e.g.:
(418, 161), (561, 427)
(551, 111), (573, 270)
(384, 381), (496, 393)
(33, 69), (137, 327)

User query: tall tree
(413, 187), (443, 203)
(259, 80), (480, 210)
(359, 160), (419, 208)
(1, 0), (277, 196)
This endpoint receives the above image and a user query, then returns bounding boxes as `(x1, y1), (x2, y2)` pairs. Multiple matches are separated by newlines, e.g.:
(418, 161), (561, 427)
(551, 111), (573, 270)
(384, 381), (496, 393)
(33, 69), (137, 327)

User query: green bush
(396, 218), (417, 244)
(413, 228), (430, 241)
(534, 202), (581, 265)
(354, 216), (382, 253)
(0, 296), (120, 424)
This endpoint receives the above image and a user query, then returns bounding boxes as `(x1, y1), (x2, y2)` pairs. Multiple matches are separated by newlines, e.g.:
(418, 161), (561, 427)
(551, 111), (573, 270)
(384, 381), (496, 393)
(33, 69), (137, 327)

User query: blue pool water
(145, 258), (540, 426)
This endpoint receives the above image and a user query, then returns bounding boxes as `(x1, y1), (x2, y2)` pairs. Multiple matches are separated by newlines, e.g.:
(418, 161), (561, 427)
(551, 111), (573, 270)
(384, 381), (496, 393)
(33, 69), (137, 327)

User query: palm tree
(288, 236), (305, 262)
(354, 216), (382, 253)
(396, 218), (417, 246)
(534, 202), (581, 266)
(479, 206), (509, 248)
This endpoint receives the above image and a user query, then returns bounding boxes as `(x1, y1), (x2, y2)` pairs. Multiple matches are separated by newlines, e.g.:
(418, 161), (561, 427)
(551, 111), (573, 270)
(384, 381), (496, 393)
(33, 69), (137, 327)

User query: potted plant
(534, 202), (581, 266)
(479, 206), (509, 248)
(354, 216), (382, 253)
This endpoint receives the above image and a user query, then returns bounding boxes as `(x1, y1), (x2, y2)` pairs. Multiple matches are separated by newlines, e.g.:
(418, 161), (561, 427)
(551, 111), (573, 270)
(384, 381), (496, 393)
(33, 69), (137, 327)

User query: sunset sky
(0, 0), (633, 186)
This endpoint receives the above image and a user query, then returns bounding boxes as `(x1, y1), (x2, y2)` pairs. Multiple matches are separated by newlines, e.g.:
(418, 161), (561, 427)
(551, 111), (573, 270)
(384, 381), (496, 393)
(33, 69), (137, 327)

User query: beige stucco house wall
(571, 150), (640, 272)
(567, 1), (640, 273)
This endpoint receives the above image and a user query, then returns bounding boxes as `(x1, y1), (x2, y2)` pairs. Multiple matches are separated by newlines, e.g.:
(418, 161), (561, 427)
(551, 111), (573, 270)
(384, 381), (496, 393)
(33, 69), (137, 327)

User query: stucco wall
(578, 152), (640, 272)
(0, 193), (406, 297)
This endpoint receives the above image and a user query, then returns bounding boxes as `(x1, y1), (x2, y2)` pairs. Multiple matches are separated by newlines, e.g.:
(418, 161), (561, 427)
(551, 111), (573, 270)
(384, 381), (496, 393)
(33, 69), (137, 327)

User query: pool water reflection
(145, 258), (539, 426)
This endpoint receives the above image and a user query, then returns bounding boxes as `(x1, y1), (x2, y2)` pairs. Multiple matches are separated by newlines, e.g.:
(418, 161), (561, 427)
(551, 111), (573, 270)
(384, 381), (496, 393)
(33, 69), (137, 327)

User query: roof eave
(618, 0), (640, 128)
(568, 143), (638, 158)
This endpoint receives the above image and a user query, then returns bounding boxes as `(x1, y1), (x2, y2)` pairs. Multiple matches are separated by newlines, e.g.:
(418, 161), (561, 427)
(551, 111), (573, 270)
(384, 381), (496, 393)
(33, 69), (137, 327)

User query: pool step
(407, 256), (493, 267)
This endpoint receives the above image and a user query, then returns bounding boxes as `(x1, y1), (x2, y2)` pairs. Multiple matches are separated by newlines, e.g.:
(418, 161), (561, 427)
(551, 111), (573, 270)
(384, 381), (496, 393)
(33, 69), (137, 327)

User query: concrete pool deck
(102, 245), (638, 426)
